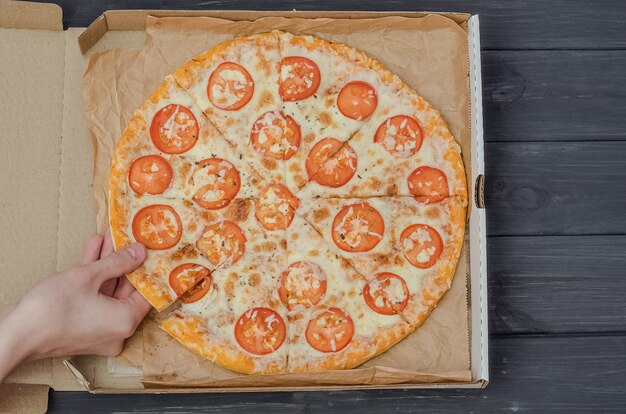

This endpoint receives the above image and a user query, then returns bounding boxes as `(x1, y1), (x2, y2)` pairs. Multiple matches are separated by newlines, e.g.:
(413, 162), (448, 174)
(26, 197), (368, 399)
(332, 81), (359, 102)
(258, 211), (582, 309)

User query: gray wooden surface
(41, 0), (626, 412)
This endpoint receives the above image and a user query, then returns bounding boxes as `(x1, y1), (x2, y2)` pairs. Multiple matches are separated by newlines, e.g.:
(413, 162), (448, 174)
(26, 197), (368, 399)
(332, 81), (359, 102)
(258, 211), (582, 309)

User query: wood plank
(50, 0), (626, 49)
(47, 335), (626, 413)
(483, 51), (626, 142)
(485, 141), (626, 236)
(489, 236), (626, 334)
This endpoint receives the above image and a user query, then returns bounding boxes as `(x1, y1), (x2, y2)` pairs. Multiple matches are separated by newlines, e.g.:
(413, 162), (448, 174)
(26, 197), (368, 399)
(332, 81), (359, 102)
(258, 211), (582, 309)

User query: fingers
(81, 235), (104, 265)
(86, 243), (147, 286)
(101, 230), (114, 258)
(113, 276), (136, 299)
(100, 277), (119, 297)
(125, 290), (152, 322)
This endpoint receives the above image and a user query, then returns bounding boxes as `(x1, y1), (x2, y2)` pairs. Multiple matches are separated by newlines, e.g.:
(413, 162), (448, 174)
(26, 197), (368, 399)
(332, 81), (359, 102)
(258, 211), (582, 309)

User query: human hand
(0, 232), (150, 383)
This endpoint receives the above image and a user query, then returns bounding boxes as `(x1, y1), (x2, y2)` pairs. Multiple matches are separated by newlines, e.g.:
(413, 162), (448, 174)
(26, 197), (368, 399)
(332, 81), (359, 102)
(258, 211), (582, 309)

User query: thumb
(87, 242), (147, 286)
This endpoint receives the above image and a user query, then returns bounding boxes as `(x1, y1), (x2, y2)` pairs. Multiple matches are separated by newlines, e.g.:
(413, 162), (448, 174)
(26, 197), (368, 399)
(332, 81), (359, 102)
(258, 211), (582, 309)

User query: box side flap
(0, 0), (62, 31)
(467, 15), (489, 384)
(0, 383), (49, 413)
(79, 9), (471, 53)
(0, 27), (65, 310)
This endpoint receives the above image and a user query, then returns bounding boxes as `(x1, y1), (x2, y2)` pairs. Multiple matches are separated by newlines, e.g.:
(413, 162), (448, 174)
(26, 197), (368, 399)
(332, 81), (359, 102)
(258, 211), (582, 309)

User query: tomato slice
(250, 111), (301, 160)
(337, 81), (378, 120)
(255, 184), (300, 231)
(374, 115), (423, 157)
(407, 166), (449, 204)
(131, 204), (182, 250)
(190, 158), (241, 210)
(400, 224), (444, 269)
(169, 263), (211, 297)
(207, 62), (254, 110)
(181, 275), (213, 304)
(196, 220), (247, 267)
(234, 307), (286, 355)
(331, 202), (384, 252)
(150, 104), (199, 154)
(305, 307), (354, 353)
(278, 261), (327, 310)
(128, 155), (173, 195)
(363, 273), (409, 315)
(306, 138), (357, 188)
(279, 56), (321, 102)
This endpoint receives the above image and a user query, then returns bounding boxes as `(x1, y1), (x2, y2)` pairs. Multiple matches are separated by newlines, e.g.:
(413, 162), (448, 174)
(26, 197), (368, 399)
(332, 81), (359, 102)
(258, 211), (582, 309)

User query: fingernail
(128, 243), (143, 259)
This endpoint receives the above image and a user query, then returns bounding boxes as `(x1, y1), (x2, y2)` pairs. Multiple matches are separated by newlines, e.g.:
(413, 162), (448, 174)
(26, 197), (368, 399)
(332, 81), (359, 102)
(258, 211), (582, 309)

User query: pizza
(109, 30), (468, 374)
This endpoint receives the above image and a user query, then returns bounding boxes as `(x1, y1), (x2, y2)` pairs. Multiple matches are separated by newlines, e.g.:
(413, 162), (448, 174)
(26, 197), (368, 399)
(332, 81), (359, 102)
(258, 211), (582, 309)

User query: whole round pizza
(109, 31), (468, 374)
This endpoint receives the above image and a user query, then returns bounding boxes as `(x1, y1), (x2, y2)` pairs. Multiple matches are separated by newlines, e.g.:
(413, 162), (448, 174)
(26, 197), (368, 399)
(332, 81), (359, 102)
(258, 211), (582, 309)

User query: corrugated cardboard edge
(467, 15), (489, 387)
(0, 383), (48, 414)
(0, 0), (62, 31)
(78, 9), (471, 54)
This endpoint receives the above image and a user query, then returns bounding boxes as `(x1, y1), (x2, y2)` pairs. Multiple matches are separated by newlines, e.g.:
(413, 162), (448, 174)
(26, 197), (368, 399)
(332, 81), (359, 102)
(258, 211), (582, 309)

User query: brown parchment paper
(82, 13), (471, 388)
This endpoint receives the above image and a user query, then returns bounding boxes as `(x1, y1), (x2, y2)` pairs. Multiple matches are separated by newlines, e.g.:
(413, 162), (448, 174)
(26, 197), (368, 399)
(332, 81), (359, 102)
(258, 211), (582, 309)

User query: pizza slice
(284, 214), (413, 371)
(172, 32), (291, 187)
(276, 31), (405, 192)
(161, 205), (289, 374)
(109, 75), (270, 204)
(296, 196), (466, 329)
(297, 85), (467, 201)
(109, 194), (220, 310)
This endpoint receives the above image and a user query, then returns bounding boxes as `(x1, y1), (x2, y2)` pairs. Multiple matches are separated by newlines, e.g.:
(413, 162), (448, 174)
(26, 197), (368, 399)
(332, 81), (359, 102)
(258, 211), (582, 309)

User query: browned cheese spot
(313, 207), (330, 221)
(426, 207), (441, 219)
(224, 272), (238, 298)
(309, 249), (319, 257)
(317, 112), (332, 126)
(261, 241), (277, 252)
(261, 157), (278, 171)
(280, 239), (287, 250)
(170, 243), (197, 261)
(226, 199), (250, 221)
(249, 273), (261, 287)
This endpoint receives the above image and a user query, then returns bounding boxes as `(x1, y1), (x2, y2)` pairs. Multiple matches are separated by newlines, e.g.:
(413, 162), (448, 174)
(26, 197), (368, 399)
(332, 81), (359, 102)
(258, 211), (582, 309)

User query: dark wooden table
(45, 0), (626, 412)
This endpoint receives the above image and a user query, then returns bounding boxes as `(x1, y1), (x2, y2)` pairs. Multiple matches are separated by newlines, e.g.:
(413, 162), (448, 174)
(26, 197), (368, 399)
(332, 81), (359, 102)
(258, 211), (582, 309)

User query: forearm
(0, 307), (36, 384)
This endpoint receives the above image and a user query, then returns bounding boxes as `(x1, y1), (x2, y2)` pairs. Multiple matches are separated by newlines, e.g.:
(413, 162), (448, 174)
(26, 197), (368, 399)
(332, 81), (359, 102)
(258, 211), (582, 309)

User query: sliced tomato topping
(196, 220), (246, 267)
(250, 111), (301, 160)
(255, 184), (300, 231)
(337, 81), (377, 120)
(150, 104), (199, 154)
(207, 62), (254, 110)
(190, 158), (241, 210)
(374, 115), (423, 157)
(234, 307), (286, 355)
(363, 273), (409, 315)
(279, 56), (321, 102)
(331, 202), (384, 252)
(305, 307), (354, 353)
(181, 276), (213, 304)
(407, 166), (449, 204)
(400, 224), (444, 269)
(169, 263), (211, 298)
(128, 155), (173, 195)
(131, 205), (182, 250)
(278, 261), (327, 310)
(306, 138), (357, 188)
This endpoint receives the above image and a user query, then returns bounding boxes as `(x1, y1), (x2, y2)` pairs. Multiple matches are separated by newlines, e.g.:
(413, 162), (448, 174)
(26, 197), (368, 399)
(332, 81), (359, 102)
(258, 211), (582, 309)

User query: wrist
(0, 307), (34, 382)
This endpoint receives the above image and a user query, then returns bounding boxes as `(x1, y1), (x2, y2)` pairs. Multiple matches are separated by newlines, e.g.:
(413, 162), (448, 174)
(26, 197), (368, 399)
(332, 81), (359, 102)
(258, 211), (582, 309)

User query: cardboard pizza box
(0, 0), (487, 409)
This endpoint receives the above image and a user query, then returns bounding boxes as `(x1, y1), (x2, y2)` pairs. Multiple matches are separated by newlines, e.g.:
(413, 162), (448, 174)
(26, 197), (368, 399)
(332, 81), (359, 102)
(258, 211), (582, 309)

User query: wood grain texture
(44, 0), (626, 49)
(47, 335), (626, 413)
(485, 141), (626, 236)
(483, 51), (626, 142)
(489, 236), (626, 334)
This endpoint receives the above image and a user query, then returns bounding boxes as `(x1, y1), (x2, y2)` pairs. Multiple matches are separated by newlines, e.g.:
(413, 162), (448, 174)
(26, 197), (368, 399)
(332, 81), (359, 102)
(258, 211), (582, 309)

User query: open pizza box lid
(0, 0), (487, 409)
